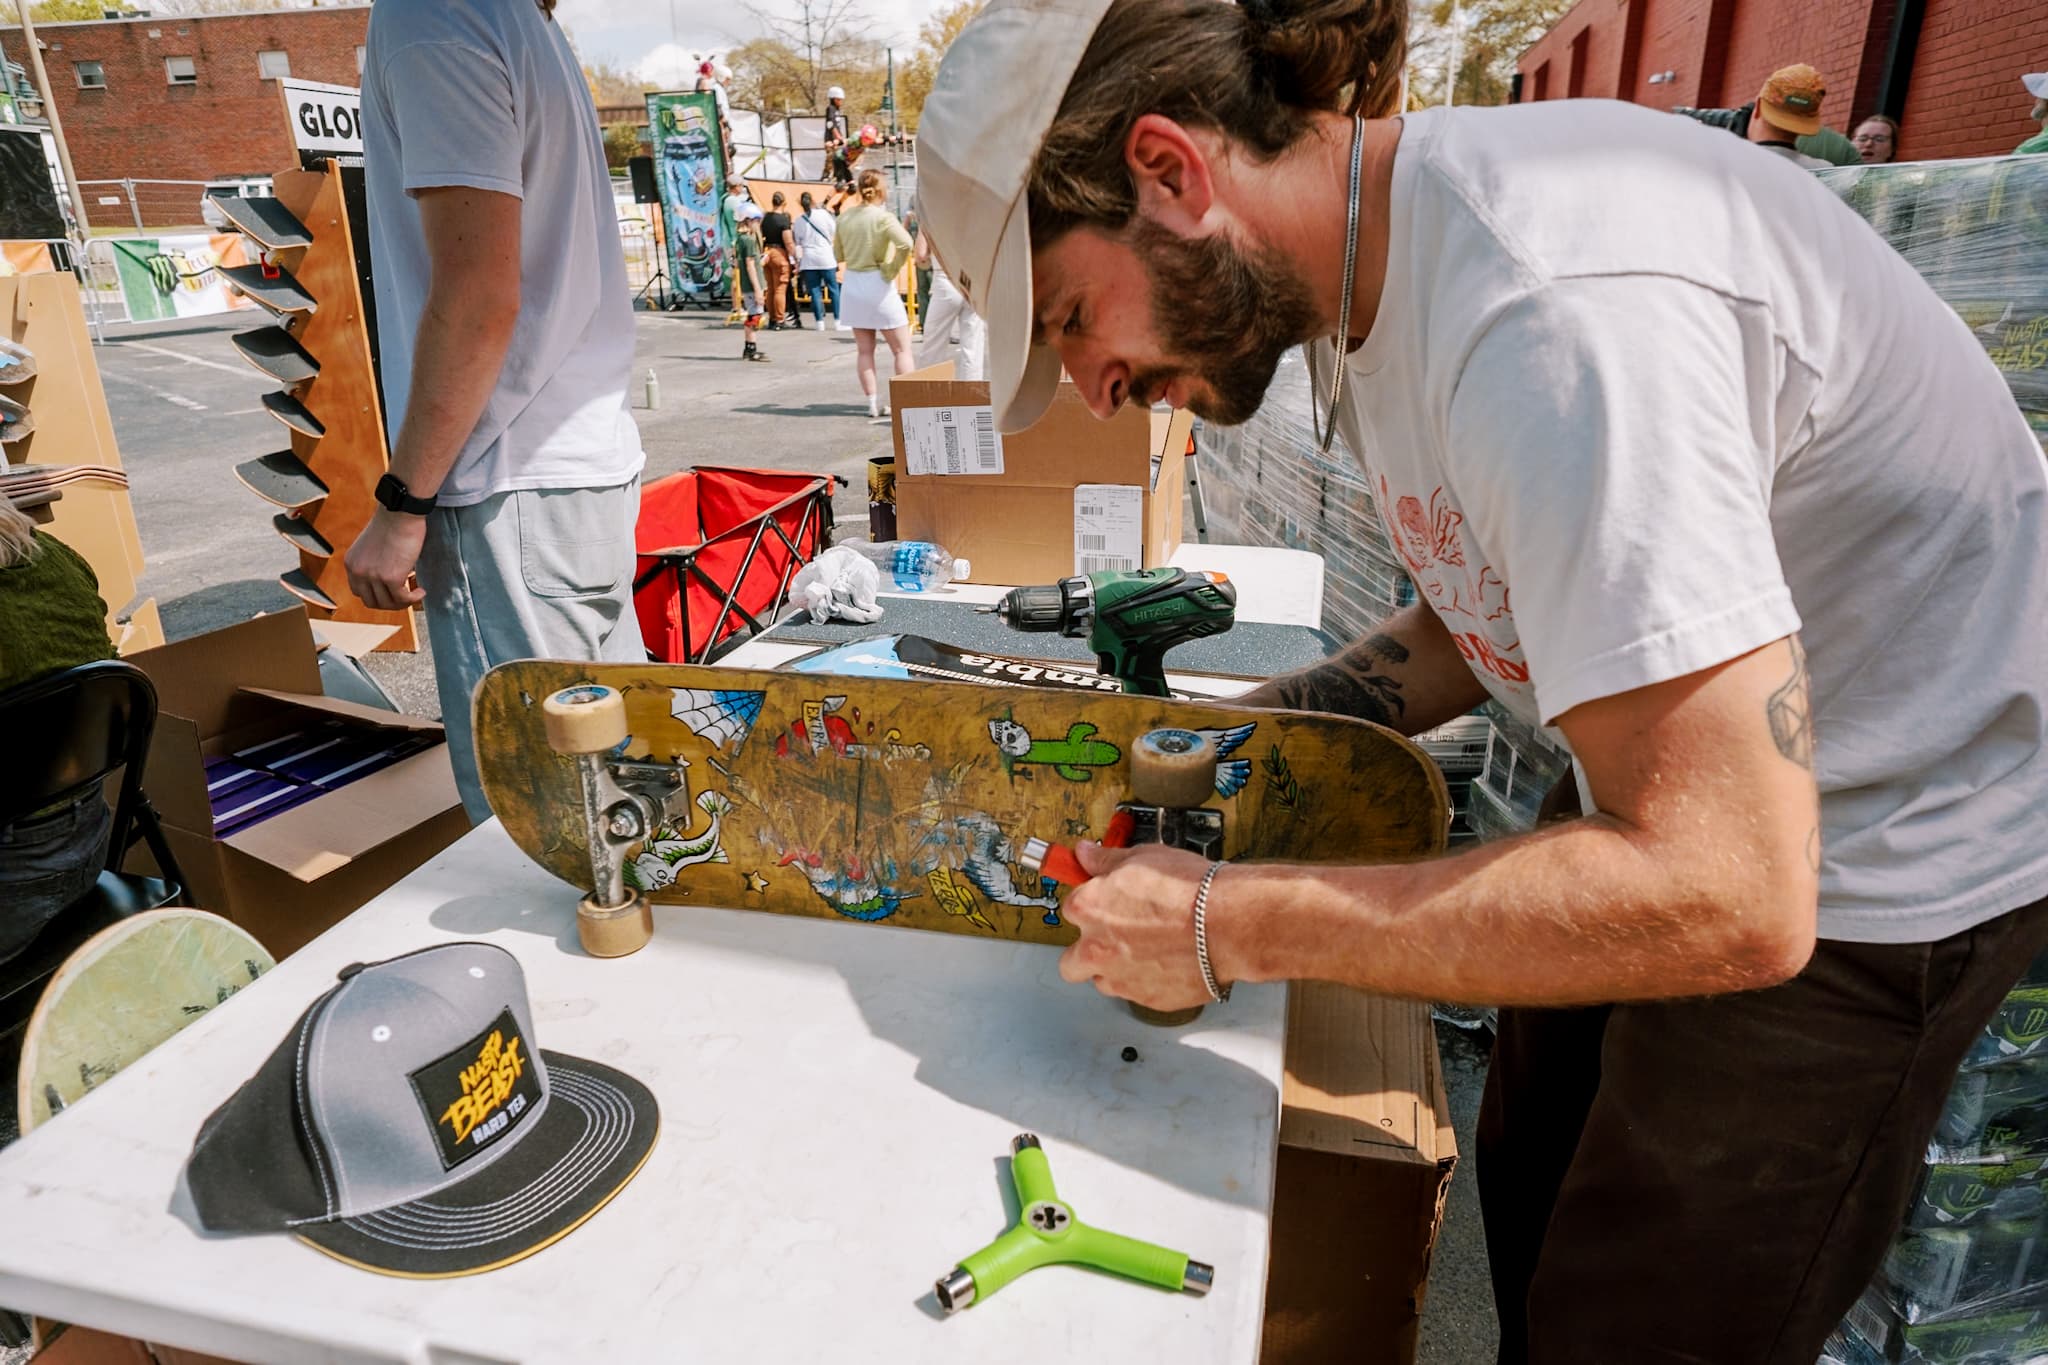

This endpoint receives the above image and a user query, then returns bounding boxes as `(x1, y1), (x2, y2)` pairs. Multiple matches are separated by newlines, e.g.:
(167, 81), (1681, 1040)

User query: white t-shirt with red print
(1311, 99), (2048, 946)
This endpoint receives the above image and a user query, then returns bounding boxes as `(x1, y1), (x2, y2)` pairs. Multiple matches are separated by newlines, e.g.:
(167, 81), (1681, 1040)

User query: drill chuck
(994, 581), (1082, 633)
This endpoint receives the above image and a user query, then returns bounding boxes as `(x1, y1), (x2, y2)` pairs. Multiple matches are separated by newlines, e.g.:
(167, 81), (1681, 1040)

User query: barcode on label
(1080, 554), (1135, 573)
(1078, 505), (1106, 518)
(972, 409), (999, 472)
(941, 423), (964, 475)
(1080, 534), (1108, 550)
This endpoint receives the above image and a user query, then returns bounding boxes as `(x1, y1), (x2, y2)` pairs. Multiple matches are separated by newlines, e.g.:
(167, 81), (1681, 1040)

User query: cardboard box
(890, 363), (1188, 585)
(126, 609), (468, 959)
(1265, 984), (1457, 1365)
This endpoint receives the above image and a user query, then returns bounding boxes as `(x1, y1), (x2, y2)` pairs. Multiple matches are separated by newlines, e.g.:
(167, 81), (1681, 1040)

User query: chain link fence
(76, 178), (215, 232)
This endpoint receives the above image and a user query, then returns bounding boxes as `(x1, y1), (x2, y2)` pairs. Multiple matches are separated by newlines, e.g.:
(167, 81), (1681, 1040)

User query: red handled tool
(1021, 810), (1135, 887)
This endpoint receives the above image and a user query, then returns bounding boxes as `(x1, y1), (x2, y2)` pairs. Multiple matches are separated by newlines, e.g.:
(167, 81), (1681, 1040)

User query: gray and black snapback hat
(184, 941), (659, 1277)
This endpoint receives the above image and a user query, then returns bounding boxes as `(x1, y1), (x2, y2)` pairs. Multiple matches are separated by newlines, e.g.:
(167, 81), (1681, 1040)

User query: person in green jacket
(0, 498), (116, 962)
(2020, 73), (2048, 155)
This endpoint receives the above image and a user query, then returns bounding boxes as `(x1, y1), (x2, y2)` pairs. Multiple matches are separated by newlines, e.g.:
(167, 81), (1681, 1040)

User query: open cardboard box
(889, 362), (1188, 585)
(126, 609), (467, 959)
(1265, 985), (1457, 1364)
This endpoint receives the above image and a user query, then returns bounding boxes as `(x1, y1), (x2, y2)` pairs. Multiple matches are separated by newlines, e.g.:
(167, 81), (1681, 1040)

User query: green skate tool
(980, 566), (1238, 696)
(933, 1133), (1214, 1313)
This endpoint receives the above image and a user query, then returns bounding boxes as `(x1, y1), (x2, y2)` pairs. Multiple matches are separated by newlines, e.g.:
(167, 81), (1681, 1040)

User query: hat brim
(1758, 102), (1822, 136)
(985, 205), (1063, 434)
(293, 1051), (657, 1278)
(2026, 74), (2048, 100)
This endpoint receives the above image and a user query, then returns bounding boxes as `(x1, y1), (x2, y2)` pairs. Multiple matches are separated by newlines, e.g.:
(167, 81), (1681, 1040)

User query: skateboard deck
(212, 194), (312, 250)
(279, 566), (338, 611)
(271, 510), (333, 557)
(230, 325), (320, 385)
(220, 263), (317, 317)
(260, 387), (325, 439)
(475, 661), (1448, 946)
(234, 449), (327, 510)
(17, 909), (272, 1134)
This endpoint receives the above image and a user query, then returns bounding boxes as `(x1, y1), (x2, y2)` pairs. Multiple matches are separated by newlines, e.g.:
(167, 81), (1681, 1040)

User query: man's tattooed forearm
(1269, 633), (1408, 726)
(1766, 637), (1815, 770)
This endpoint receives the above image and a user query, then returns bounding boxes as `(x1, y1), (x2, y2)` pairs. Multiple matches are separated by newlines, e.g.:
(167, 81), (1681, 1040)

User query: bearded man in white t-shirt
(348, 0), (647, 823)
(920, 0), (2048, 1359)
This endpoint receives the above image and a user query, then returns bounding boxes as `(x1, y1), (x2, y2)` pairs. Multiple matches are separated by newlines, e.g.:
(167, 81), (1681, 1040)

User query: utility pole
(13, 0), (92, 246)
(1445, 0), (1462, 107)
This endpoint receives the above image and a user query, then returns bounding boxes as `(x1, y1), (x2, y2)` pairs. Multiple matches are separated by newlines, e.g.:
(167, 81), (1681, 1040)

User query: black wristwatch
(374, 473), (437, 516)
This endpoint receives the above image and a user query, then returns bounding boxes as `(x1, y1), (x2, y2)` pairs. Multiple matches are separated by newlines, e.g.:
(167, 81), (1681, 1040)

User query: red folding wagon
(633, 466), (844, 664)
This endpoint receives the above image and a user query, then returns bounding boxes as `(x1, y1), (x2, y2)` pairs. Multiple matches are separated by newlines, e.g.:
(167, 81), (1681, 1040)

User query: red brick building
(1516, 0), (2048, 162)
(0, 4), (368, 224)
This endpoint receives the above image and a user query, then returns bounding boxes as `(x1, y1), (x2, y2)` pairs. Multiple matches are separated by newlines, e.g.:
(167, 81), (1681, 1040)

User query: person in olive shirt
(0, 500), (116, 962)
(760, 192), (800, 330)
(733, 201), (771, 363)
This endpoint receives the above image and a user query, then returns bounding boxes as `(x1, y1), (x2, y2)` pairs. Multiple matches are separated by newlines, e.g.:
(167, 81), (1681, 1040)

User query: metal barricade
(75, 178), (212, 232)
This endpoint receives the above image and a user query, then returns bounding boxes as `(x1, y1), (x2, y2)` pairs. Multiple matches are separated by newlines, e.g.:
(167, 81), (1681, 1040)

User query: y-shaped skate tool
(933, 1134), (1214, 1313)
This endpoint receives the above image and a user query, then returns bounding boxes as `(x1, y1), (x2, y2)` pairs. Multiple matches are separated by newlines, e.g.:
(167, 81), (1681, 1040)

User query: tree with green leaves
(894, 0), (980, 131)
(734, 0), (883, 114)
(30, 0), (125, 21)
(1407, 0), (1571, 108)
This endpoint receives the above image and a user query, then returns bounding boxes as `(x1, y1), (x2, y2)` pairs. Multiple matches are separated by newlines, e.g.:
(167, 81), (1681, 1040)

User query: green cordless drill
(934, 1133), (1213, 1313)
(980, 566), (1238, 696)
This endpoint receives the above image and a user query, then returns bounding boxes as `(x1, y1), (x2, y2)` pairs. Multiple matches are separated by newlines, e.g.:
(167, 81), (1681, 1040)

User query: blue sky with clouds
(555, 0), (940, 88)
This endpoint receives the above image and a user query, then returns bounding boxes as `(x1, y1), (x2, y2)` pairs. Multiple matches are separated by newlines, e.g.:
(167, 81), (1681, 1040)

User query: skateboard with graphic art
(473, 660), (1449, 956)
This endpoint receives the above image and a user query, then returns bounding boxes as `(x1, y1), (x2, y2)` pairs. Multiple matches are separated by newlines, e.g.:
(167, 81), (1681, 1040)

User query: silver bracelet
(1193, 861), (1231, 1003)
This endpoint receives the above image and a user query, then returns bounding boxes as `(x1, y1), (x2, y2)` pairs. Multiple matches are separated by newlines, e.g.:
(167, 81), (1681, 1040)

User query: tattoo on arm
(1270, 633), (1410, 727)
(1766, 637), (1815, 770)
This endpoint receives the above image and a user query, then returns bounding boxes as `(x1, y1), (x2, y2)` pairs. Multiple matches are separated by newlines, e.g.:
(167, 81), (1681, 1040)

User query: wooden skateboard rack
(222, 162), (416, 651)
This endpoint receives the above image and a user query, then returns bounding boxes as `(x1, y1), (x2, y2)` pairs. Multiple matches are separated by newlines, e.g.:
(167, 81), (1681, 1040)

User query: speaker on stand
(627, 156), (674, 312)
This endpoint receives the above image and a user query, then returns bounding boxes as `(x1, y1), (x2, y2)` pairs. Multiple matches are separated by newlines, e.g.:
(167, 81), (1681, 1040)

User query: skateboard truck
(934, 1133), (1212, 1314)
(540, 684), (696, 958)
(1021, 727), (1227, 1027)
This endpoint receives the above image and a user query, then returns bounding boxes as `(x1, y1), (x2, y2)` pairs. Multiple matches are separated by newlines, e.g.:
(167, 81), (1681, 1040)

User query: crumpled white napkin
(791, 545), (885, 623)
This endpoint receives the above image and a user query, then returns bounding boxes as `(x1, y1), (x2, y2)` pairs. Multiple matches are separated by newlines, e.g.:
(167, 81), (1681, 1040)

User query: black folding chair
(0, 659), (186, 1038)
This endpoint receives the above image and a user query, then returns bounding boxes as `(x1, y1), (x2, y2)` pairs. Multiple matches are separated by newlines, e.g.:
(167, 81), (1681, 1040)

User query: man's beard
(1126, 217), (1324, 426)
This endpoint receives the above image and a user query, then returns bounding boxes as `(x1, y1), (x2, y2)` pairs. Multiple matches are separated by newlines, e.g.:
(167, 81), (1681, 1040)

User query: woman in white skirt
(832, 170), (917, 423)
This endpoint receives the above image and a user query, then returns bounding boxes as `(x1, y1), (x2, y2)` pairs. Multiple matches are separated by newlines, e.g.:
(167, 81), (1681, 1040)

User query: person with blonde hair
(0, 498), (116, 961)
(919, 0), (2048, 1356)
(833, 168), (915, 422)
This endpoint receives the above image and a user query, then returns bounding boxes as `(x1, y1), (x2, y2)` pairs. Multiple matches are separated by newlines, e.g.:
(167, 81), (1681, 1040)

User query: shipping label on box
(1074, 484), (1143, 573)
(901, 405), (1004, 476)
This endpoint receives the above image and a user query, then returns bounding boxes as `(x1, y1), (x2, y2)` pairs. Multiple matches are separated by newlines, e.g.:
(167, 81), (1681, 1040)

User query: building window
(355, 45), (366, 74)
(74, 60), (105, 89)
(165, 56), (197, 86)
(1532, 61), (1549, 101)
(258, 49), (290, 79)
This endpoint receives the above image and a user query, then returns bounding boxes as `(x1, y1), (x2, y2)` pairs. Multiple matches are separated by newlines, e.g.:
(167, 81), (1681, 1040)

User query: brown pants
(1478, 893), (2048, 1364)
(763, 247), (791, 324)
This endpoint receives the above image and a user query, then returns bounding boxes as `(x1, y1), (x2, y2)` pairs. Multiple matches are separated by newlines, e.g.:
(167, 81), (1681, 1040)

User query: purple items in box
(210, 773), (321, 836)
(204, 756), (270, 803)
(270, 730), (441, 788)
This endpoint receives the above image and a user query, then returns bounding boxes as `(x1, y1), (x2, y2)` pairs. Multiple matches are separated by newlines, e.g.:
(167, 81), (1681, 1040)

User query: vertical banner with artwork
(646, 90), (729, 304)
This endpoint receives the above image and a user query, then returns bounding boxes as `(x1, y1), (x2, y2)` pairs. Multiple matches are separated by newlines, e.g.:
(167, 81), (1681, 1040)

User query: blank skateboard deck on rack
(280, 566), (338, 611)
(213, 195), (313, 250)
(270, 511), (332, 557)
(220, 264), (317, 317)
(230, 326), (320, 385)
(234, 449), (327, 510)
(260, 389), (325, 439)
(475, 660), (1448, 947)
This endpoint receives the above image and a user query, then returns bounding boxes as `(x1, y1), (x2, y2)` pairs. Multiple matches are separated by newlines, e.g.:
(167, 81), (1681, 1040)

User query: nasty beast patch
(409, 1008), (542, 1169)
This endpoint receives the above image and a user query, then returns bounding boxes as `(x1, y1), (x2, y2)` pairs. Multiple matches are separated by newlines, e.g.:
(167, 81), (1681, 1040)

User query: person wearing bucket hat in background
(1748, 63), (1833, 170)
(181, 942), (659, 1277)
(2019, 72), (2048, 155)
(916, 0), (2048, 1358)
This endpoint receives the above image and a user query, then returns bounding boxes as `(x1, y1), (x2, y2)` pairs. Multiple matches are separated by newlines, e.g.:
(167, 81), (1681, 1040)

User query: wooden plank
(0, 275), (148, 640)
(269, 164), (416, 651)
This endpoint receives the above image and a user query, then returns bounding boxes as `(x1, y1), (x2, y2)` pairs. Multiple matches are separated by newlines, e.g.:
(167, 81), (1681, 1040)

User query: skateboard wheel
(1130, 728), (1217, 807)
(578, 889), (653, 958)
(543, 684), (628, 755)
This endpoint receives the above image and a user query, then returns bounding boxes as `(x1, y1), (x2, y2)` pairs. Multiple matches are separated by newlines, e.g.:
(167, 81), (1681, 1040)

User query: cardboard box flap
(1279, 982), (1446, 1165)
(310, 619), (400, 658)
(128, 608), (322, 738)
(239, 687), (444, 733)
(224, 743), (461, 881)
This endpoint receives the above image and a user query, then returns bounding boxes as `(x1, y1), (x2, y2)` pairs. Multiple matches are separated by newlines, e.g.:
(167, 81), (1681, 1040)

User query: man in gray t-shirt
(348, 0), (646, 822)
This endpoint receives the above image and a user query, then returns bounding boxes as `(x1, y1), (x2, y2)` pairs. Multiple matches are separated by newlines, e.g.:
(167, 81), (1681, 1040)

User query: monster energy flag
(108, 234), (254, 322)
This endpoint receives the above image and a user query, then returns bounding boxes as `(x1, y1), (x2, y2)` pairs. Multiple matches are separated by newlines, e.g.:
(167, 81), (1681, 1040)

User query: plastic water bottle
(837, 538), (971, 592)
